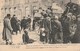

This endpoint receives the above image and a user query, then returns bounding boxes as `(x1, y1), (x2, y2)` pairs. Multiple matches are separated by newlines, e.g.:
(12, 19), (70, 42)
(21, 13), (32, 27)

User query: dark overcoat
(40, 18), (51, 42)
(51, 20), (63, 43)
(61, 16), (71, 43)
(21, 19), (28, 30)
(11, 17), (18, 32)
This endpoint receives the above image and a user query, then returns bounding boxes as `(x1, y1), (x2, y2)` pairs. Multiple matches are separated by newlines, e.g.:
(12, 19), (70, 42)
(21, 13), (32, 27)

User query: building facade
(1, 0), (41, 19)
(1, 0), (79, 20)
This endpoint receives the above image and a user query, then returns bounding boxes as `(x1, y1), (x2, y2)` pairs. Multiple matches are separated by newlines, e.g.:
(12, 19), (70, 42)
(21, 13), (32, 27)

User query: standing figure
(61, 13), (72, 43)
(39, 14), (51, 43)
(71, 15), (80, 43)
(51, 16), (63, 43)
(11, 15), (18, 34)
(2, 14), (13, 45)
(69, 15), (77, 41)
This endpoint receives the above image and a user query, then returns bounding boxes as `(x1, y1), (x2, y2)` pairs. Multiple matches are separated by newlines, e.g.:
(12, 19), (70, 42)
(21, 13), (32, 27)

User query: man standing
(51, 16), (63, 43)
(39, 14), (51, 43)
(2, 14), (13, 45)
(11, 15), (18, 34)
(61, 13), (72, 43)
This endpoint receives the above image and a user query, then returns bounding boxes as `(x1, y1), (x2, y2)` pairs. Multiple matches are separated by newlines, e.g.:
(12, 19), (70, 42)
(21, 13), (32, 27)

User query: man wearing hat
(2, 14), (13, 45)
(62, 12), (73, 43)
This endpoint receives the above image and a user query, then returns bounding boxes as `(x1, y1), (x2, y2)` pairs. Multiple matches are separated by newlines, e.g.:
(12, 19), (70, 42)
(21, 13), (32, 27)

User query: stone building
(1, 0), (79, 20)
(1, 0), (41, 20)
(1, 0), (79, 30)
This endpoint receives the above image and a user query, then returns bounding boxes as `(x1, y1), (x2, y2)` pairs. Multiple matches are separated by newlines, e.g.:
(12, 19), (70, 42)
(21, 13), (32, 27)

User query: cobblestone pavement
(0, 23), (43, 45)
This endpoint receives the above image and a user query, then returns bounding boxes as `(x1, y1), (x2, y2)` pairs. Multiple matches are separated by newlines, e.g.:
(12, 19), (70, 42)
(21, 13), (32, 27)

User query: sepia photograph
(0, 0), (80, 47)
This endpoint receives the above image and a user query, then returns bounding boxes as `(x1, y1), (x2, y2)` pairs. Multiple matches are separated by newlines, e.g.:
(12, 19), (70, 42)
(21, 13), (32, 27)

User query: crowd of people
(2, 14), (31, 45)
(2, 2), (80, 45)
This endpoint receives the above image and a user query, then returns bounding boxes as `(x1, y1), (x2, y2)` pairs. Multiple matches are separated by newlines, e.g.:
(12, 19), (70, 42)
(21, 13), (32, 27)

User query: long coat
(40, 18), (51, 42)
(2, 17), (13, 41)
(11, 17), (18, 32)
(51, 20), (63, 43)
(61, 16), (71, 43)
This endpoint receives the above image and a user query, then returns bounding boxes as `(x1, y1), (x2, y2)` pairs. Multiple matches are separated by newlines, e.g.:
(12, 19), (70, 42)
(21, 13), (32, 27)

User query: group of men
(2, 14), (31, 45)
(39, 15), (63, 44)
(2, 2), (80, 45)
(39, 10), (80, 44)
(36, 2), (80, 44)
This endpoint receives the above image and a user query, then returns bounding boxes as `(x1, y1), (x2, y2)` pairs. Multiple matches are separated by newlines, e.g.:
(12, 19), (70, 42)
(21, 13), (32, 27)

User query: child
(22, 29), (29, 44)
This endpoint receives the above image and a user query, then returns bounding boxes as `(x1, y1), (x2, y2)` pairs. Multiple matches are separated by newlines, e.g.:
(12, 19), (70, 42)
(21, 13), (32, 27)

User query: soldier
(71, 15), (80, 43)
(51, 16), (63, 43)
(39, 14), (51, 43)
(62, 13), (73, 43)
(2, 14), (13, 45)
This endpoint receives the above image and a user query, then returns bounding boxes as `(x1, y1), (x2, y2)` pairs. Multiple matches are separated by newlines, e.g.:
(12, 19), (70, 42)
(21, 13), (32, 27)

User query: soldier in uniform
(61, 13), (73, 43)
(2, 14), (13, 45)
(39, 14), (51, 43)
(11, 15), (18, 34)
(50, 16), (63, 43)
